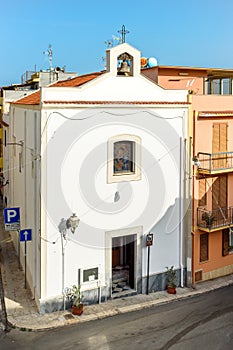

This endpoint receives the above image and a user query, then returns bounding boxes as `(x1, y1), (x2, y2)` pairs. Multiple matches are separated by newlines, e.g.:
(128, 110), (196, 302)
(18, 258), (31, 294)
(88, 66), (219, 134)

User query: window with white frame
(205, 77), (232, 95)
(108, 134), (141, 183)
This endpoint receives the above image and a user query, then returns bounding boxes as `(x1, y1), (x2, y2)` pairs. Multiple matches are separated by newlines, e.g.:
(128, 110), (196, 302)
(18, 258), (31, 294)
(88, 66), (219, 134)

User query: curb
(7, 280), (233, 332)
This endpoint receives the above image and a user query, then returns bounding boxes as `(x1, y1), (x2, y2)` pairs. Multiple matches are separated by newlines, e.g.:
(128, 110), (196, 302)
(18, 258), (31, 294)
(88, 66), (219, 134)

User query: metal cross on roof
(118, 25), (130, 43)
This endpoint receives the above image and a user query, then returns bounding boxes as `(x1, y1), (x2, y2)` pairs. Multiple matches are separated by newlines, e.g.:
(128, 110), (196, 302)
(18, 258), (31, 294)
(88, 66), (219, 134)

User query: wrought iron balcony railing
(197, 151), (233, 174)
(197, 207), (233, 230)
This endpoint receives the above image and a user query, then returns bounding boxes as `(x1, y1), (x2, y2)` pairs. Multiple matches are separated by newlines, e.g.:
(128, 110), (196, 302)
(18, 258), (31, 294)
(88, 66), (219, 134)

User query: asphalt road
(1, 285), (233, 350)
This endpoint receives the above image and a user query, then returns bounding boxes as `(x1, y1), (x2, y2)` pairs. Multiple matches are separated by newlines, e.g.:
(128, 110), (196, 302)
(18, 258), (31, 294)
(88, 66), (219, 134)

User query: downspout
(33, 112), (38, 299)
(24, 112), (27, 286)
(179, 136), (184, 287)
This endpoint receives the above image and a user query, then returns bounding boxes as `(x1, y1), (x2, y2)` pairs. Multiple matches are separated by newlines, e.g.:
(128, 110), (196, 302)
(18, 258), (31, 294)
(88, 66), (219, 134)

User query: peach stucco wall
(192, 93), (233, 281)
(158, 74), (204, 93)
(142, 67), (206, 93)
(193, 229), (233, 275)
(192, 94), (233, 111)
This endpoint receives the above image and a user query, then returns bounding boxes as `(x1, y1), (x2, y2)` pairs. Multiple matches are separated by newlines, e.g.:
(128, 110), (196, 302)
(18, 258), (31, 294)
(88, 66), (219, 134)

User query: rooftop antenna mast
(43, 44), (53, 71)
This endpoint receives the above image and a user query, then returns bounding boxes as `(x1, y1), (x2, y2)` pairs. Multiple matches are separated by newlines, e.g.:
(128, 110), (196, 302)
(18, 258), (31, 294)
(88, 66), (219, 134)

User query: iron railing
(197, 151), (233, 173)
(197, 207), (233, 230)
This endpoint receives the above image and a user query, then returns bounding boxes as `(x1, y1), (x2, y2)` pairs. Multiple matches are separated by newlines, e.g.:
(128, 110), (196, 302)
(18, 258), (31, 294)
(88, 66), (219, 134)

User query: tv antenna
(43, 44), (53, 71)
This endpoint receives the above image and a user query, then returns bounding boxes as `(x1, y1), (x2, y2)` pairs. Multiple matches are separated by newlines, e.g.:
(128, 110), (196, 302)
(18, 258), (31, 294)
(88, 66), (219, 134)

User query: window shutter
(198, 179), (207, 207)
(200, 233), (208, 262)
(212, 123), (220, 153)
(212, 177), (219, 211)
(222, 229), (229, 256)
(219, 123), (227, 152)
(212, 176), (227, 211)
(212, 123), (227, 169)
(219, 176), (227, 209)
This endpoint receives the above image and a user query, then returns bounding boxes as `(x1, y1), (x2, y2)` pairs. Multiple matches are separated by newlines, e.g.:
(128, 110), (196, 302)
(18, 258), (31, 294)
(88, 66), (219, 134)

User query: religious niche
(113, 140), (134, 174)
(117, 52), (133, 76)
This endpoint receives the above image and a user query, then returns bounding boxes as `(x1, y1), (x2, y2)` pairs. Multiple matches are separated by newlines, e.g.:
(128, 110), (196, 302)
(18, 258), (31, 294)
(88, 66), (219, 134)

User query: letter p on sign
(7, 209), (17, 222)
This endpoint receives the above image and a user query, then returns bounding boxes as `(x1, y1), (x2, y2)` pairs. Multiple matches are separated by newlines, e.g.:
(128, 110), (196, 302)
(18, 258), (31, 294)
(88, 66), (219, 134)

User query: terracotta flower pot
(167, 286), (176, 294)
(72, 304), (84, 316)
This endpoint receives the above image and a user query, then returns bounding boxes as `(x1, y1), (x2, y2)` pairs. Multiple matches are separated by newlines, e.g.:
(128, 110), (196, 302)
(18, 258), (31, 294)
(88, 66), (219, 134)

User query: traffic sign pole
(24, 240), (27, 289)
(19, 229), (32, 289)
(18, 230), (20, 270)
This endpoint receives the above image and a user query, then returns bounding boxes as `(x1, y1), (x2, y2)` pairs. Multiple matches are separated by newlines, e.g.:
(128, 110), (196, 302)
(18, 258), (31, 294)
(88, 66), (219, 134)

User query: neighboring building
(143, 64), (233, 283)
(1, 68), (78, 201)
(3, 43), (190, 313)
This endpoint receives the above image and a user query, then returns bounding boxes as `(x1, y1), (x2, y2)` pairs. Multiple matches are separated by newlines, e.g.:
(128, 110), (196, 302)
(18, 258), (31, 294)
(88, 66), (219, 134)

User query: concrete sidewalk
(1, 211), (233, 331)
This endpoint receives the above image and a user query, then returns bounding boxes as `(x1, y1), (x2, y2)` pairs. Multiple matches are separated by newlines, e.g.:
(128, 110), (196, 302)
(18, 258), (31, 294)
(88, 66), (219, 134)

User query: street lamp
(66, 213), (80, 234)
(58, 213), (80, 238)
(58, 213), (80, 310)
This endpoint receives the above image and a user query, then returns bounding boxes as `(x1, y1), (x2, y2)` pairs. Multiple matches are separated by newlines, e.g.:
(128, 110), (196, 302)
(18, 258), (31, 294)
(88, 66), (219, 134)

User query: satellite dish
(148, 57), (158, 67)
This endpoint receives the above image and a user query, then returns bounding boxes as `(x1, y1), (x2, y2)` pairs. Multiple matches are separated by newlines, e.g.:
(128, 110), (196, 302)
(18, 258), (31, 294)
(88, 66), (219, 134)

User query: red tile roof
(52, 72), (103, 87)
(13, 90), (40, 105)
(13, 72), (104, 105)
(12, 71), (188, 106)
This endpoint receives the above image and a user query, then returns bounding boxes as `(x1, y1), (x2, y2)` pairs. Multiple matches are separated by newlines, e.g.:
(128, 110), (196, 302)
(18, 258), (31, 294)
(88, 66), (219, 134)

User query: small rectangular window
(82, 267), (98, 283)
(19, 152), (22, 173)
(222, 228), (229, 256)
(211, 79), (221, 94)
(222, 78), (231, 95)
(200, 233), (208, 262)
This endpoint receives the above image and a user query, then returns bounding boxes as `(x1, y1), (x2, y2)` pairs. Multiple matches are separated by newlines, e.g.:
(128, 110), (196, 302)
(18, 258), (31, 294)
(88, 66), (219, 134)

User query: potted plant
(66, 285), (84, 316)
(202, 212), (215, 228)
(166, 266), (177, 294)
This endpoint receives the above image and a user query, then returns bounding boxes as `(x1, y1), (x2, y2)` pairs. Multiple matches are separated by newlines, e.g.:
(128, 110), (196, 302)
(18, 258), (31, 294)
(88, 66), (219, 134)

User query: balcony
(197, 207), (233, 231)
(197, 151), (233, 175)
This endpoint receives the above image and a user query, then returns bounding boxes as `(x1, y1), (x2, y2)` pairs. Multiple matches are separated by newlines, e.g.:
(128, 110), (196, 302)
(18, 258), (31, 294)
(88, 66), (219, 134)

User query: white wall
(41, 105), (188, 298)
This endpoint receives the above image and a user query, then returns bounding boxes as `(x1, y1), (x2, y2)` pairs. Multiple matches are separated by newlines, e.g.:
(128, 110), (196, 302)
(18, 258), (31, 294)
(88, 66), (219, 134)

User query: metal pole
(61, 235), (65, 310)
(146, 245), (150, 295)
(18, 230), (20, 269)
(24, 240), (27, 289)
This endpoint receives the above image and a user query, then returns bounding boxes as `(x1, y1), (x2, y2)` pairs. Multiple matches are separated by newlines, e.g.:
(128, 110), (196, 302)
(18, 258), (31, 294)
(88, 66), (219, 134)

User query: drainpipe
(33, 112), (38, 299)
(24, 112), (27, 286)
(179, 137), (184, 287)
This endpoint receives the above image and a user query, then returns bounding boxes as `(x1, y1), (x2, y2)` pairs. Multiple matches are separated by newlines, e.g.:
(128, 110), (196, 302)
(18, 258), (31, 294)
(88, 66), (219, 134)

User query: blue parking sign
(4, 207), (20, 231)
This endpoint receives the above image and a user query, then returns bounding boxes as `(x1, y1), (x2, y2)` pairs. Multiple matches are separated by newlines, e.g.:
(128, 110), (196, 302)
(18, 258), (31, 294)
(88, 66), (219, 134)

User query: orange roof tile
(52, 72), (103, 87)
(12, 71), (188, 107)
(13, 72), (104, 105)
(13, 90), (40, 105)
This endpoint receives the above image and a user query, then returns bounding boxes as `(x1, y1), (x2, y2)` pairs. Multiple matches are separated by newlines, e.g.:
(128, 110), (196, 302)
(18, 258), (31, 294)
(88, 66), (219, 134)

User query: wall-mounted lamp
(66, 213), (80, 234)
(58, 213), (80, 238)
(192, 156), (200, 167)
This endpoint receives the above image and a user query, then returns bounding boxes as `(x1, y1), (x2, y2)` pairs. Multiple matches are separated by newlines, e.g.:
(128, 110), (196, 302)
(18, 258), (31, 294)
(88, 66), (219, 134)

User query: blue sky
(1, 0), (233, 87)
